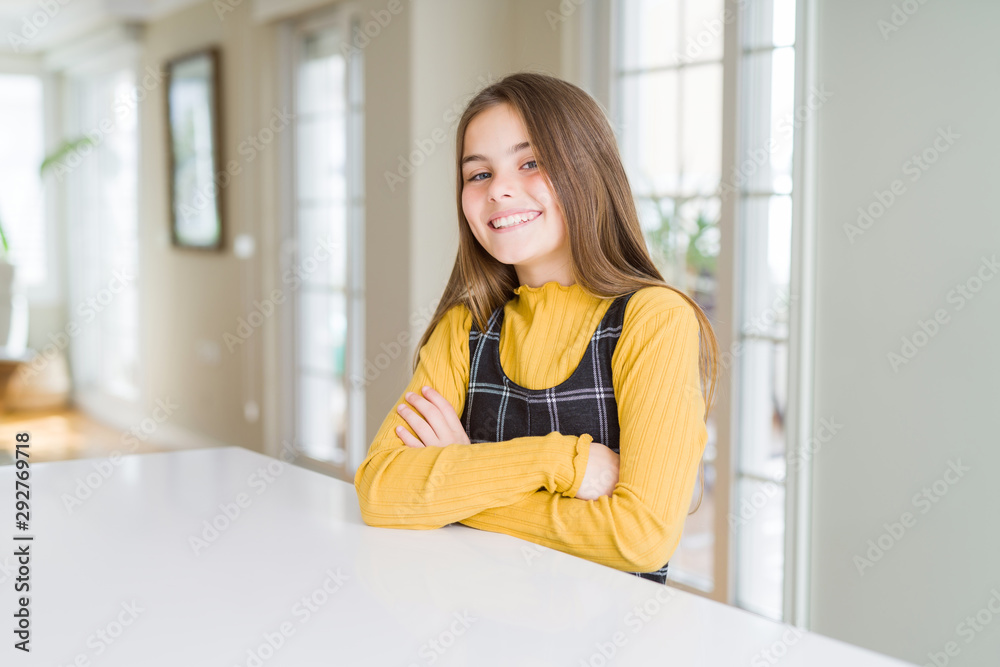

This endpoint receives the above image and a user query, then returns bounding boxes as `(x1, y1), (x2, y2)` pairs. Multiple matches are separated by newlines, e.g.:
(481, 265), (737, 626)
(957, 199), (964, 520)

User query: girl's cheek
(461, 190), (477, 217)
(527, 171), (552, 193)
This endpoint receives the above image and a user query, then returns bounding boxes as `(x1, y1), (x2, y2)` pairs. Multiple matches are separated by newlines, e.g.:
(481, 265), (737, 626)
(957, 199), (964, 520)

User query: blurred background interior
(0, 0), (996, 665)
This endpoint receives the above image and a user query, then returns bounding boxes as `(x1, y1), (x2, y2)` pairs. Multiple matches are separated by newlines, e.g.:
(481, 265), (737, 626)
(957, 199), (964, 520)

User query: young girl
(354, 72), (719, 584)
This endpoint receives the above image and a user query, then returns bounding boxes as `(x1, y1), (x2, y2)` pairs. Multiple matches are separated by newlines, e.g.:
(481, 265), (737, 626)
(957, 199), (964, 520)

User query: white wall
(134, 0), (416, 456)
(808, 1), (1000, 664)
(124, 0), (570, 465)
(407, 0), (566, 359)
(139, 1), (271, 451)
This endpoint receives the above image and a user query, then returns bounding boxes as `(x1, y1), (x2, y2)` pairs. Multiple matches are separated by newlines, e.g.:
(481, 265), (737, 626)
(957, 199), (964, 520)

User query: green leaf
(0, 212), (8, 256)
(39, 136), (96, 177)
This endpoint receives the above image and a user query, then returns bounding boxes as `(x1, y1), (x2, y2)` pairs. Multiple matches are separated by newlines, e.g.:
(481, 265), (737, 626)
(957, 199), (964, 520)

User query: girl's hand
(395, 386), (471, 448)
(575, 442), (619, 500)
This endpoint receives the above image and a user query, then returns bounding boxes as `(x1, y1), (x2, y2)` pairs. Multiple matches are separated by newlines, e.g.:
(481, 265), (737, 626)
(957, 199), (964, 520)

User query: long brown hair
(411, 71), (719, 510)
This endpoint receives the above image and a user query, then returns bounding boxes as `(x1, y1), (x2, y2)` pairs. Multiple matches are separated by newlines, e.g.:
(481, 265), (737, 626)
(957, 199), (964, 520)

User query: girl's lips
(488, 211), (542, 233)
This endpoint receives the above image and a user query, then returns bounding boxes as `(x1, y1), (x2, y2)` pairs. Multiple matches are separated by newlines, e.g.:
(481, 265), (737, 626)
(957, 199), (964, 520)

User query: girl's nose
(487, 170), (515, 201)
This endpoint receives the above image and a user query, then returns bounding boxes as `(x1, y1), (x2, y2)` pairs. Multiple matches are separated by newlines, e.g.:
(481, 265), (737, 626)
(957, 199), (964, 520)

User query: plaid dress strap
(460, 291), (670, 584)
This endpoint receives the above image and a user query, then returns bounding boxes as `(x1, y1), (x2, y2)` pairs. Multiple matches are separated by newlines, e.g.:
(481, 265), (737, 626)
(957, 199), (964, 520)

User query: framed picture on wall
(164, 47), (224, 251)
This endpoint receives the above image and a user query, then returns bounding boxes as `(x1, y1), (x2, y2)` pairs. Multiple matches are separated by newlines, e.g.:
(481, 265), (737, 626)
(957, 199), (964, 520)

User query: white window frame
(275, 3), (366, 483)
(582, 0), (733, 604)
(579, 0), (817, 623)
(784, 0), (818, 630)
(54, 28), (145, 427)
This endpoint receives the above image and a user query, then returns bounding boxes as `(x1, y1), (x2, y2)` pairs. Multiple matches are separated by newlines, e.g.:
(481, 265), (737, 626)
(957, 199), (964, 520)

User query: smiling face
(460, 103), (575, 287)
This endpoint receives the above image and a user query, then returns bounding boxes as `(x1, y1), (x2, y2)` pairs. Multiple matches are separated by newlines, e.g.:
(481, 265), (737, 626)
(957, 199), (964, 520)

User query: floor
(0, 406), (212, 466)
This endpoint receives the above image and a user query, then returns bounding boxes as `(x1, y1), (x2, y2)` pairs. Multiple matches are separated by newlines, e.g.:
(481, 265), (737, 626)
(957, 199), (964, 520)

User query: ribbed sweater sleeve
(458, 302), (708, 573)
(353, 304), (593, 530)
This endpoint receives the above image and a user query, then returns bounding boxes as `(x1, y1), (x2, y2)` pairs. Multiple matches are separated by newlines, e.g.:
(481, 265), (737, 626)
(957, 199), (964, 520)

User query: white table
(0, 446), (916, 666)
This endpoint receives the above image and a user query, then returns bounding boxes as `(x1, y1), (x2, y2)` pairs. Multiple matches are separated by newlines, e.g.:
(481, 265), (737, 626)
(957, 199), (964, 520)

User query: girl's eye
(466, 161), (536, 183)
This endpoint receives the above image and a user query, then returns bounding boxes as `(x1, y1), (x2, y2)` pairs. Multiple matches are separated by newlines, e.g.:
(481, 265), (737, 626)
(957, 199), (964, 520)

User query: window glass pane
(682, 0), (725, 63)
(767, 195), (792, 292)
(295, 16), (367, 466)
(297, 206), (347, 289)
(638, 190), (722, 591)
(297, 373), (347, 465)
(637, 194), (672, 235)
(297, 115), (347, 201)
(680, 63), (723, 195)
(768, 47), (795, 193)
(100, 72), (140, 400)
(331, 290), (347, 377)
(735, 0), (796, 620)
(679, 196), (720, 313)
(740, 48), (795, 194)
(669, 417), (717, 588)
(738, 51), (772, 194)
(772, 0), (796, 47)
(298, 290), (346, 375)
(739, 195), (791, 339)
(298, 290), (330, 373)
(618, 0), (680, 71)
(737, 338), (787, 478)
(299, 33), (346, 114)
(619, 71), (679, 195)
(0, 74), (46, 288)
(66, 69), (139, 401)
(294, 18), (358, 471)
(616, 0), (798, 604)
(735, 477), (785, 619)
(642, 195), (719, 315)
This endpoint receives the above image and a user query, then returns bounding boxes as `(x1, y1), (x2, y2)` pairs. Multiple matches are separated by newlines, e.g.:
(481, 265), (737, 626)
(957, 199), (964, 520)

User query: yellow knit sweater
(353, 281), (708, 573)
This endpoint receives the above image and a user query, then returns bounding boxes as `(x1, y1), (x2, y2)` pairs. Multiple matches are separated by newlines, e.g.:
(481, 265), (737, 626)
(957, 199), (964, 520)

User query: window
(0, 74), (48, 293)
(614, 0), (725, 595)
(611, 0), (799, 619)
(733, 0), (796, 620)
(64, 67), (140, 403)
(286, 9), (365, 479)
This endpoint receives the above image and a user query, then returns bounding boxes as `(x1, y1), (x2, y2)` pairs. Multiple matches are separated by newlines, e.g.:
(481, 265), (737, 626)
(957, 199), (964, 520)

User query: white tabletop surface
(0, 446), (916, 666)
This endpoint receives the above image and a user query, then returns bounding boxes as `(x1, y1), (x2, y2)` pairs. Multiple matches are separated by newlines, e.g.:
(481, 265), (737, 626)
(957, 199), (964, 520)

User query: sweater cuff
(561, 433), (593, 498)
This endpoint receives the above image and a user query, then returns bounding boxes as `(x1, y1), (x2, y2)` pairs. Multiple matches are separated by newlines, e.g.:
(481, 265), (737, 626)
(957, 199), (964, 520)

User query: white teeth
(491, 212), (537, 229)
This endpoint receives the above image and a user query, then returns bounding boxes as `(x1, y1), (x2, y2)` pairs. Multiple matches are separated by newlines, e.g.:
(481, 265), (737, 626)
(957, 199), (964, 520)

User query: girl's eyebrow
(461, 141), (531, 167)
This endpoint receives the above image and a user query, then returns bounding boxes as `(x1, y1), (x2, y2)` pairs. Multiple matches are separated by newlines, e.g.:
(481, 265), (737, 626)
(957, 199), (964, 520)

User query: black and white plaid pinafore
(459, 290), (670, 584)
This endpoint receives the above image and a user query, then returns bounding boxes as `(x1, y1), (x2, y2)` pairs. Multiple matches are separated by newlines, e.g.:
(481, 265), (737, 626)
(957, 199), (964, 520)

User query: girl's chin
(490, 250), (548, 269)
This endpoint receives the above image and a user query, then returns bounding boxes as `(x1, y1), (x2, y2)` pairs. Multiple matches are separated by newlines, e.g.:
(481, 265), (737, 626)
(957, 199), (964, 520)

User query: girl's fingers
(421, 386), (463, 430)
(401, 391), (449, 443)
(397, 401), (439, 446)
(396, 425), (424, 448)
(421, 387), (471, 445)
